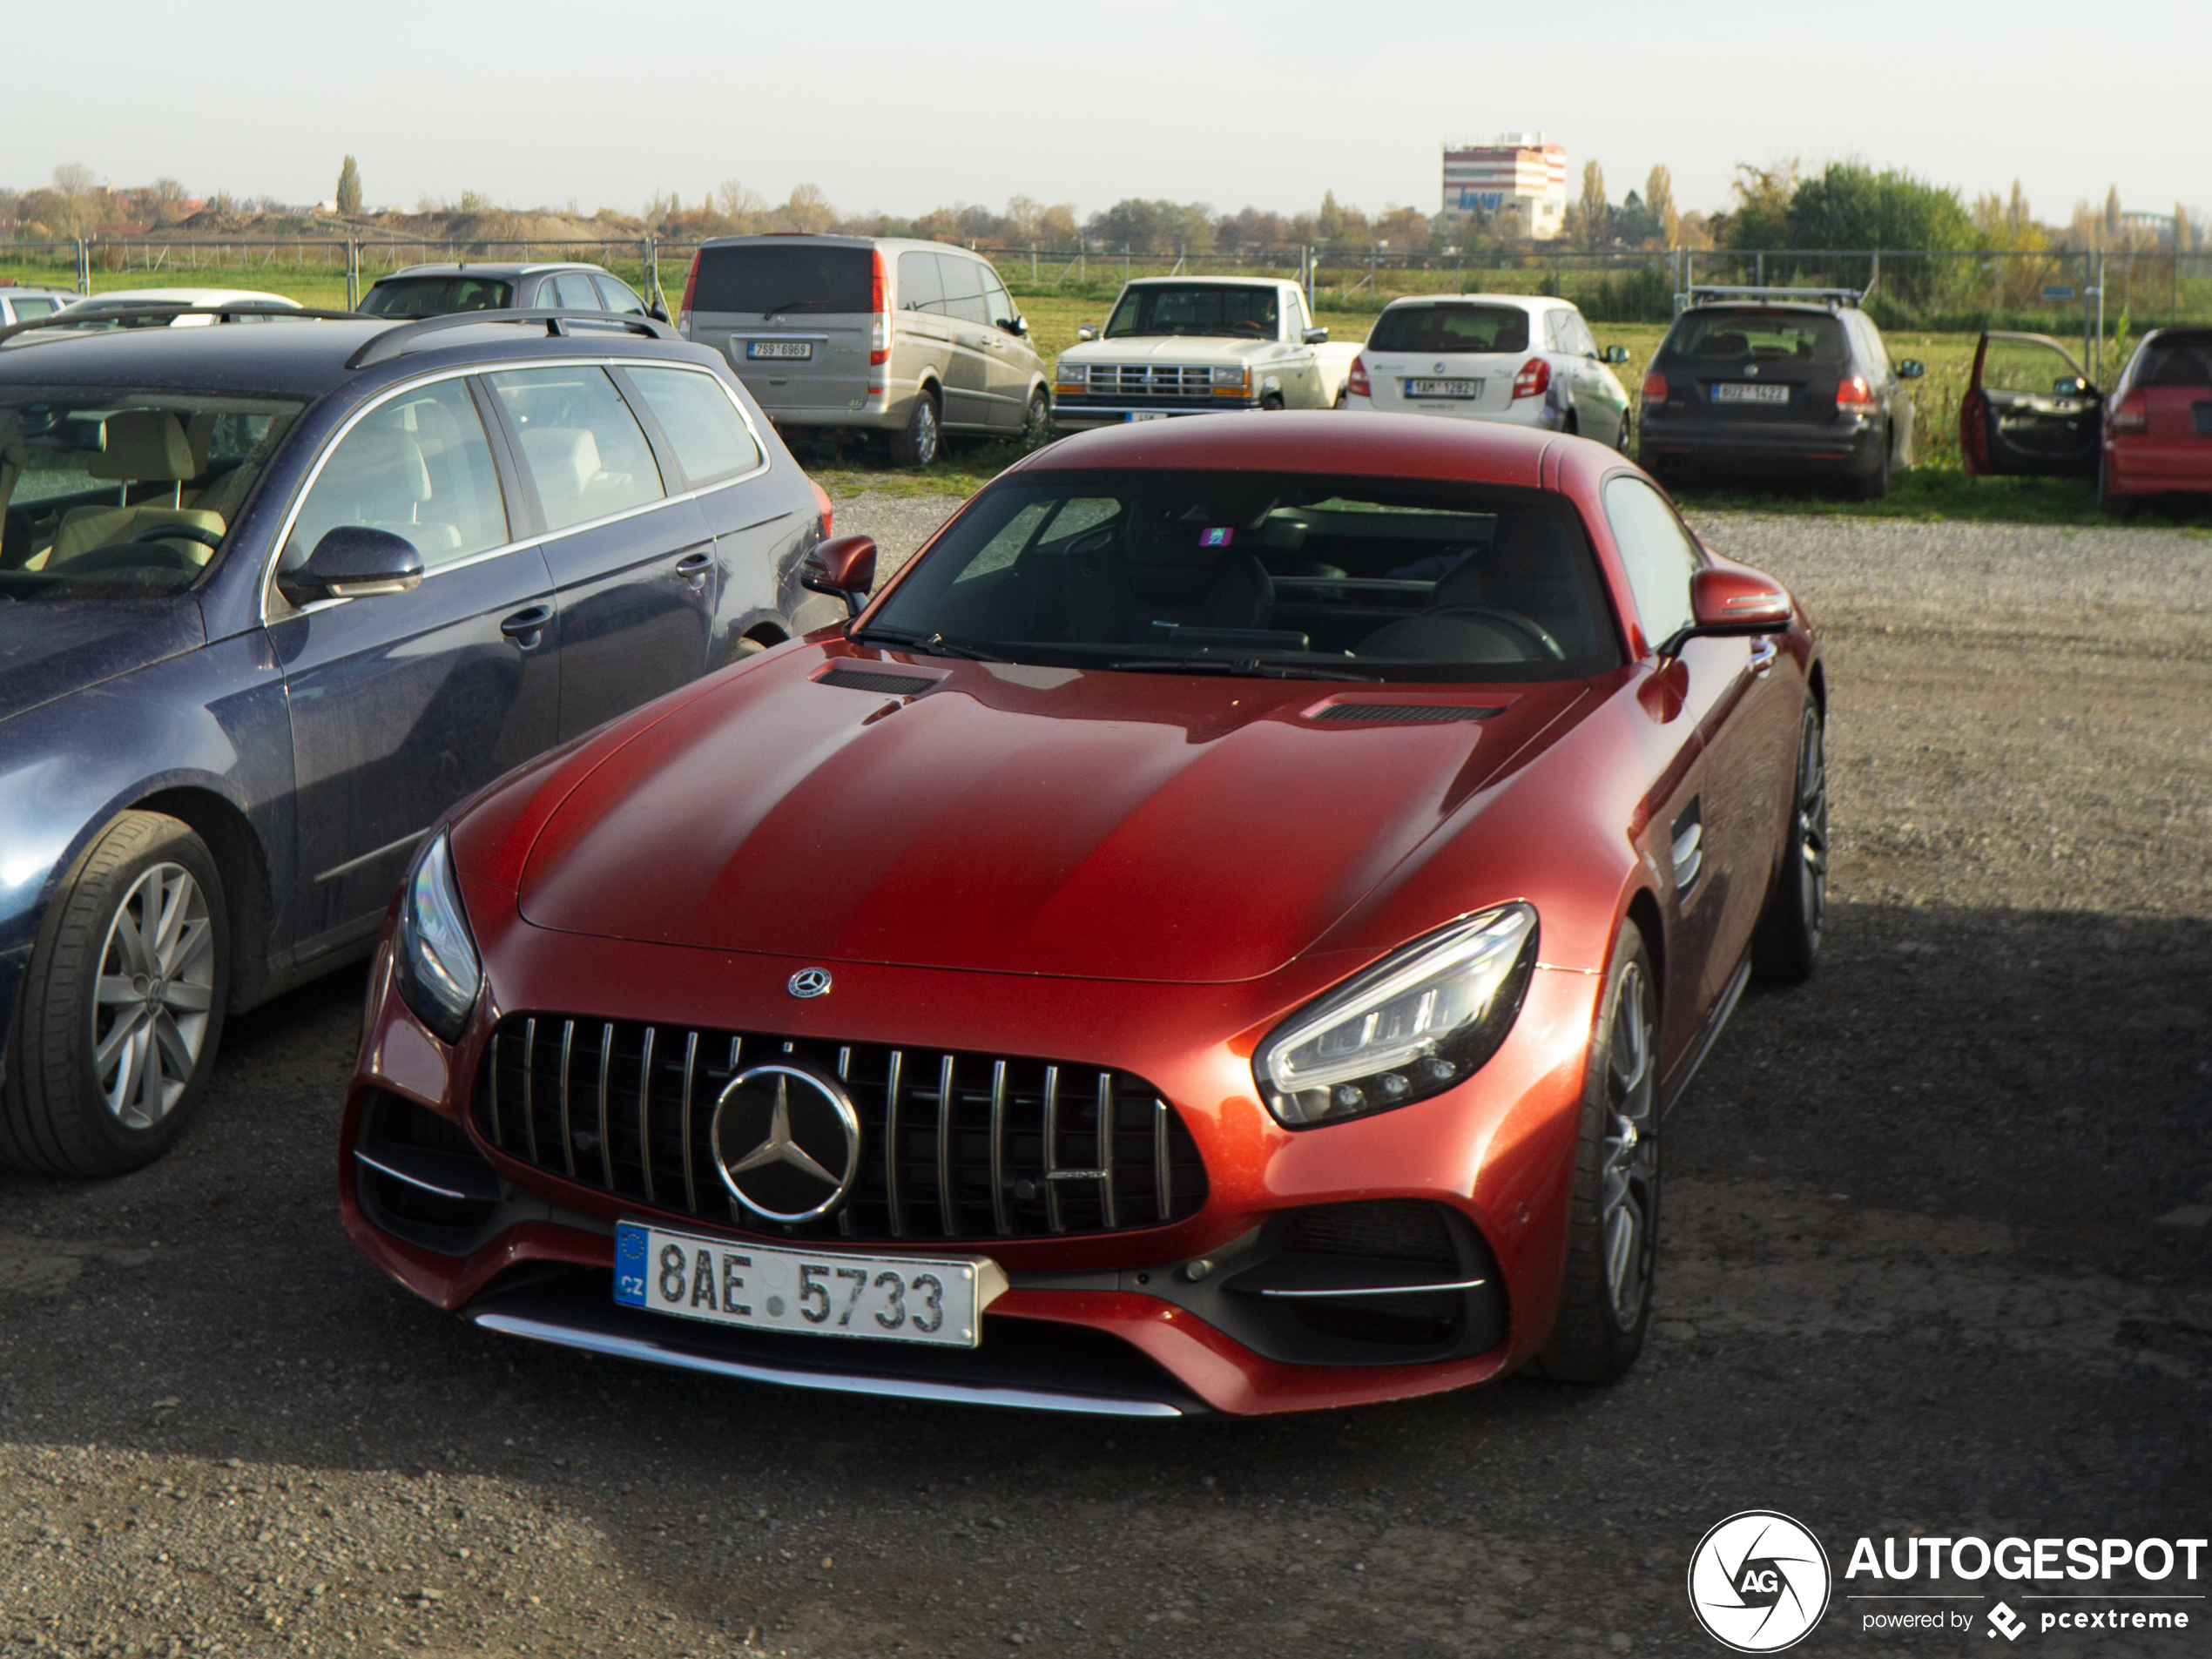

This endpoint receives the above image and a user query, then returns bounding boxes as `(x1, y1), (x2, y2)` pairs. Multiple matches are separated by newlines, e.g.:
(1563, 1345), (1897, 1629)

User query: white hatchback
(1343, 294), (1634, 449)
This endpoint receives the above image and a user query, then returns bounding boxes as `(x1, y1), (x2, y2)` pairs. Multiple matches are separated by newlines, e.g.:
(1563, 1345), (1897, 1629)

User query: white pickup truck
(1050, 276), (1363, 429)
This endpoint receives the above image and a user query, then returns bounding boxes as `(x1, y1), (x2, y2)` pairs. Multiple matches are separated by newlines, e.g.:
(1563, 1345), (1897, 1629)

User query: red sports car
(339, 413), (1825, 1416)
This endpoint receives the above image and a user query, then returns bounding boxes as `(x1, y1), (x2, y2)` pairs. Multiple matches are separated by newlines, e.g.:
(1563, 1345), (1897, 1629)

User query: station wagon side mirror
(1898, 359), (1926, 380)
(278, 526), (424, 606)
(1656, 565), (1793, 658)
(1602, 344), (1630, 364)
(1076, 326), (1097, 342)
(1302, 327), (1329, 344)
(802, 533), (878, 618)
(2054, 374), (2089, 396)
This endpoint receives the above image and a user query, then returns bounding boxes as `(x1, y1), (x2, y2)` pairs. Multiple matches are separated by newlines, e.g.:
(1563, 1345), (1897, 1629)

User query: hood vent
(818, 667), (939, 697)
(1312, 703), (1502, 725)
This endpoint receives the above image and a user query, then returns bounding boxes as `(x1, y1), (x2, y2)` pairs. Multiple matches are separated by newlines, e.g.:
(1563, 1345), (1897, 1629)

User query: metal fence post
(75, 239), (89, 294)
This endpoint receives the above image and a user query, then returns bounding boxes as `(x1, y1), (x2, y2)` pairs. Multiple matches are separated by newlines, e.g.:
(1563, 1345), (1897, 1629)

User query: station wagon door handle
(499, 604), (554, 648)
(674, 550), (714, 588)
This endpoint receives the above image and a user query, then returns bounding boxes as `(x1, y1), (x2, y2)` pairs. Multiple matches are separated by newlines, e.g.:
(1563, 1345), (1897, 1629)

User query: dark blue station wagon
(0, 308), (837, 1174)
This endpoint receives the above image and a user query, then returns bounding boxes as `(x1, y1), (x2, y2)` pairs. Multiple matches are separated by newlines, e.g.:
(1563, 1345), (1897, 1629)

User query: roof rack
(346, 308), (675, 370)
(0, 302), (361, 347)
(1675, 284), (1862, 315)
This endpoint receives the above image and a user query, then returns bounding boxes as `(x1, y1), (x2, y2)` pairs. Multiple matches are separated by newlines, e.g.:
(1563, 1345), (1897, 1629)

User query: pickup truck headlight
(1254, 904), (1537, 1128)
(395, 833), (482, 1045)
(1211, 366), (1251, 388)
(1055, 362), (1087, 385)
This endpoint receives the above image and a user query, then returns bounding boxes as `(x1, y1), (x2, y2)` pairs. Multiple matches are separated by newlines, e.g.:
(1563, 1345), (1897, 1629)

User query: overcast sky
(15, 0), (2205, 224)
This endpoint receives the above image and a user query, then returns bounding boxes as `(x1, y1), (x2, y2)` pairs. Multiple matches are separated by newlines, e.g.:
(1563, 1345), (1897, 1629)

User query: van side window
(897, 251), (943, 314)
(982, 271), (1016, 328)
(1602, 475), (1701, 651)
(936, 255), (988, 325)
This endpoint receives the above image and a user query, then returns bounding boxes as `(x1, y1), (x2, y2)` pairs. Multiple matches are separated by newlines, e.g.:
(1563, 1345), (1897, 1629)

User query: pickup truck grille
(1081, 365), (1216, 397)
(472, 1015), (1208, 1244)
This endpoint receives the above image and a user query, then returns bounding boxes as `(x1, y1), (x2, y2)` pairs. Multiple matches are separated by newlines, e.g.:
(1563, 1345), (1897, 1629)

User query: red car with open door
(1959, 330), (2102, 485)
(337, 413), (1825, 1416)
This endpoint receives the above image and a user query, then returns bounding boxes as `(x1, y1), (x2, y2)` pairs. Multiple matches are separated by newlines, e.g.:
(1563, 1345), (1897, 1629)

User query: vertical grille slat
(475, 1015), (1204, 1243)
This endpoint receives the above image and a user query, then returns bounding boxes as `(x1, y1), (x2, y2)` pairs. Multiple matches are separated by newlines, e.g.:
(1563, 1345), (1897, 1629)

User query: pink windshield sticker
(1200, 528), (1234, 547)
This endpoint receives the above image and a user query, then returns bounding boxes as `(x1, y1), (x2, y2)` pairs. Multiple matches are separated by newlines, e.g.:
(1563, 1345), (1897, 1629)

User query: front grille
(1312, 704), (1501, 725)
(473, 1015), (1207, 1243)
(1079, 365), (1216, 398)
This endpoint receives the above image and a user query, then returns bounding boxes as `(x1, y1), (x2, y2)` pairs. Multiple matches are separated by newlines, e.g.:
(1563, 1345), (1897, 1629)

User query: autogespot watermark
(1689, 1515), (2208, 1646)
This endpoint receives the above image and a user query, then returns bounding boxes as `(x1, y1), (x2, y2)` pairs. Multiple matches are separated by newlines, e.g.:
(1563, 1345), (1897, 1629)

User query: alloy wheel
(91, 861), (215, 1130)
(914, 400), (939, 467)
(1796, 716), (1830, 947)
(1599, 961), (1657, 1326)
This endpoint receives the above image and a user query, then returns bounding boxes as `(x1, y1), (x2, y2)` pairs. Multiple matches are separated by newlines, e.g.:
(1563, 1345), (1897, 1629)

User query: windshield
(861, 470), (1622, 682)
(1105, 286), (1279, 340)
(1664, 309), (1846, 366)
(0, 388), (302, 601)
(361, 276), (515, 317)
(1367, 304), (1531, 354)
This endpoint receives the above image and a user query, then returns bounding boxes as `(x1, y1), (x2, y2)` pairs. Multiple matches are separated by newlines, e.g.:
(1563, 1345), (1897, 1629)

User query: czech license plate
(1406, 378), (1480, 399)
(614, 1220), (1001, 1348)
(1124, 410), (1169, 422)
(1713, 382), (1790, 405)
(745, 340), (813, 360)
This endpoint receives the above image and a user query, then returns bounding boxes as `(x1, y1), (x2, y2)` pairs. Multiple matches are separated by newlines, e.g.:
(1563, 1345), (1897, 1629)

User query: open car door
(1959, 331), (2101, 477)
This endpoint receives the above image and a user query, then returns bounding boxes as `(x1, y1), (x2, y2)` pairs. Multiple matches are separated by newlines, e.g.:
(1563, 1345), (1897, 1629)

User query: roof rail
(346, 308), (676, 370)
(1675, 284), (1862, 315)
(0, 303), (360, 347)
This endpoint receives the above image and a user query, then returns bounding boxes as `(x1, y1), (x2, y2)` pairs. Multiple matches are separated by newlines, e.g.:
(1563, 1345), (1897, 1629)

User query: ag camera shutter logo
(1687, 1510), (1832, 1652)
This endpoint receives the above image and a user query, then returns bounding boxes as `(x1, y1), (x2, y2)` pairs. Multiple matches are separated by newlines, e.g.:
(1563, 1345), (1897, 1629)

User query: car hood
(0, 598), (206, 728)
(1061, 337), (1285, 366)
(510, 647), (1588, 984)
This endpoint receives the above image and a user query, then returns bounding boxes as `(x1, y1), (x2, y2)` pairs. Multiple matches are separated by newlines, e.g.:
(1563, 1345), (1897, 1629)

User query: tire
(887, 389), (940, 469)
(1019, 388), (1052, 451)
(2097, 453), (2134, 518)
(1, 812), (231, 1177)
(1534, 920), (1658, 1384)
(1332, 388), (1347, 409)
(1561, 411), (1580, 437)
(1850, 432), (1892, 500)
(1259, 395), (1285, 411)
(1751, 700), (1829, 983)
(1614, 413), (1632, 455)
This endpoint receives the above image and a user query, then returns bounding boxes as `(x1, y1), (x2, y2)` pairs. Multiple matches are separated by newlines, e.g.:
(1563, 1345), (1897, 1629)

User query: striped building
(1441, 134), (1568, 240)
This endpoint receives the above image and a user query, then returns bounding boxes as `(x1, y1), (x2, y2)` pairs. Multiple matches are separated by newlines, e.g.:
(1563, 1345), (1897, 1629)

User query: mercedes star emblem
(787, 967), (833, 998)
(710, 1062), (862, 1223)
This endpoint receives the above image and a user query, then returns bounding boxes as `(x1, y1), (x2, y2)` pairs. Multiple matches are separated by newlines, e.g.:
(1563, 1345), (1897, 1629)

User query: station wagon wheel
(1533, 919), (1657, 1383)
(0, 812), (231, 1177)
(1752, 700), (1828, 982)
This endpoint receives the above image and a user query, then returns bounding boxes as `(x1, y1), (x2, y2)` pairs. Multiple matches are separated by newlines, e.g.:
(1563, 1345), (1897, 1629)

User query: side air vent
(818, 668), (939, 696)
(1312, 704), (1501, 725)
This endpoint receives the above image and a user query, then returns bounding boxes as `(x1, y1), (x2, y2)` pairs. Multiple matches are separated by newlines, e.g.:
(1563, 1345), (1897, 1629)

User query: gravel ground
(0, 503), (2205, 1658)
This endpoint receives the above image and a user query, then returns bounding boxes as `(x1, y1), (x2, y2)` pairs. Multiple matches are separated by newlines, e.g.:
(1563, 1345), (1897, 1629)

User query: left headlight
(395, 832), (482, 1045)
(1255, 903), (1537, 1129)
(1211, 365), (1250, 388)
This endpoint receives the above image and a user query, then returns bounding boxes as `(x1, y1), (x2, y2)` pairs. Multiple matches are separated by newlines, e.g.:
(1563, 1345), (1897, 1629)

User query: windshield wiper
(851, 625), (1013, 664)
(761, 298), (828, 319)
(1106, 658), (1381, 682)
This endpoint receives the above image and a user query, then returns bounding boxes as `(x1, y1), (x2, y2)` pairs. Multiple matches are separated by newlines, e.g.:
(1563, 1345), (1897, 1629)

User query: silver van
(675, 235), (1048, 466)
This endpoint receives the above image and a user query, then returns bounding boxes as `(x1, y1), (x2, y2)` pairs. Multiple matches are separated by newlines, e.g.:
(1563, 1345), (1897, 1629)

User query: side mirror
(1602, 344), (1631, 364)
(278, 526), (423, 605)
(800, 533), (878, 618)
(1302, 327), (1329, 344)
(1658, 566), (1792, 657)
(1076, 326), (1096, 342)
(1001, 316), (1028, 336)
(649, 302), (670, 324)
(2054, 374), (2089, 396)
(1898, 359), (1926, 380)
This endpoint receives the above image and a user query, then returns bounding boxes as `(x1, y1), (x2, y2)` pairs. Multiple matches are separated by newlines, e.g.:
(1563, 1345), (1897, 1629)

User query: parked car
(0, 285), (78, 327)
(361, 263), (659, 322)
(0, 303), (838, 1177)
(1052, 277), (1359, 430)
(2097, 327), (2212, 512)
(1342, 294), (1634, 447)
(1637, 287), (1924, 498)
(0, 289), (301, 345)
(675, 235), (1049, 468)
(339, 411), (1825, 1416)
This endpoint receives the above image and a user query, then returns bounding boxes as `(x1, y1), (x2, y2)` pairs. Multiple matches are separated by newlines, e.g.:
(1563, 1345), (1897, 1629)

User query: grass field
(7, 256), (2201, 529)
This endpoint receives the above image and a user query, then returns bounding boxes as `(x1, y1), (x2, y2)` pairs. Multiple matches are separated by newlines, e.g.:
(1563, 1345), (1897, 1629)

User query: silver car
(676, 235), (1048, 466)
(0, 287), (79, 327)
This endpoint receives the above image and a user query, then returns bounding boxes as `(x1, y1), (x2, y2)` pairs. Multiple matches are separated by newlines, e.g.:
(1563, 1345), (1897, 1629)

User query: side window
(593, 276), (648, 317)
(1281, 288), (1305, 338)
(624, 368), (762, 488)
(936, 254), (988, 325)
(897, 251), (943, 314)
(15, 297), (57, 320)
(1602, 475), (1700, 651)
(1855, 314), (1891, 381)
(288, 381), (509, 571)
(981, 270), (1016, 328)
(488, 367), (665, 532)
(1570, 315), (1600, 358)
(550, 272), (602, 310)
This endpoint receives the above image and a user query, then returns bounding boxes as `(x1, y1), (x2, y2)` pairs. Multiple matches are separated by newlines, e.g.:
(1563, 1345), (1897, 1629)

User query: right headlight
(1254, 904), (1537, 1129)
(1055, 361), (1087, 384)
(394, 832), (482, 1045)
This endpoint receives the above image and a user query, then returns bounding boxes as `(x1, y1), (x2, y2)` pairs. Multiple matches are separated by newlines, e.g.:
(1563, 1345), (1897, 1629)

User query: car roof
(1003, 408), (1559, 484)
(1380, 293), (1562, 311)
(691, 233), (995, 259)
(374, 263), (612, 280)
(1122, 275), (1293, 288)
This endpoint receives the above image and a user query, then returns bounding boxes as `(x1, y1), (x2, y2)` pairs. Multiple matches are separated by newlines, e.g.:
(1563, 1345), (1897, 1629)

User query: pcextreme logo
(1687, 1510), (1833, 1652)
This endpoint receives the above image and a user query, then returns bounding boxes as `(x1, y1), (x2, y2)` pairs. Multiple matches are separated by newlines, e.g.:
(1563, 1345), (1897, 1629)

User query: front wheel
(1752, 701), (1829, 982)
(1, 812), (231, 1176)
(1614, 412), (1632, 455)
(1534, 920), (1658, 1383)
(1020, 388), (1052, 451)
(888, 390), (940, 469)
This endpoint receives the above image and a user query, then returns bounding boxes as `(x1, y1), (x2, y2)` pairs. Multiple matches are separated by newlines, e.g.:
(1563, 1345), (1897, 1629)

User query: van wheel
(889, 391), (940, 468)
(1, 812), (231, 1177)
(1020, 389), (1052, 451)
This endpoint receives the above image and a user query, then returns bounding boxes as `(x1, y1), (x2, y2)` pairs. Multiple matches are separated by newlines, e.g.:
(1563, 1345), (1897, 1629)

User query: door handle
(1748, 637), (1778, 677)
(500, 604), (553, 648)
(674, 549), (714, 588)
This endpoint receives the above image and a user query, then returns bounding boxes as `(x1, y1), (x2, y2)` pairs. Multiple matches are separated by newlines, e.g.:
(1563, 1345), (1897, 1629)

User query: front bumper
(1051, 396), (1258, 428)
(1639, 411), (1884, 476)
(340, 927), (1601, 1416)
